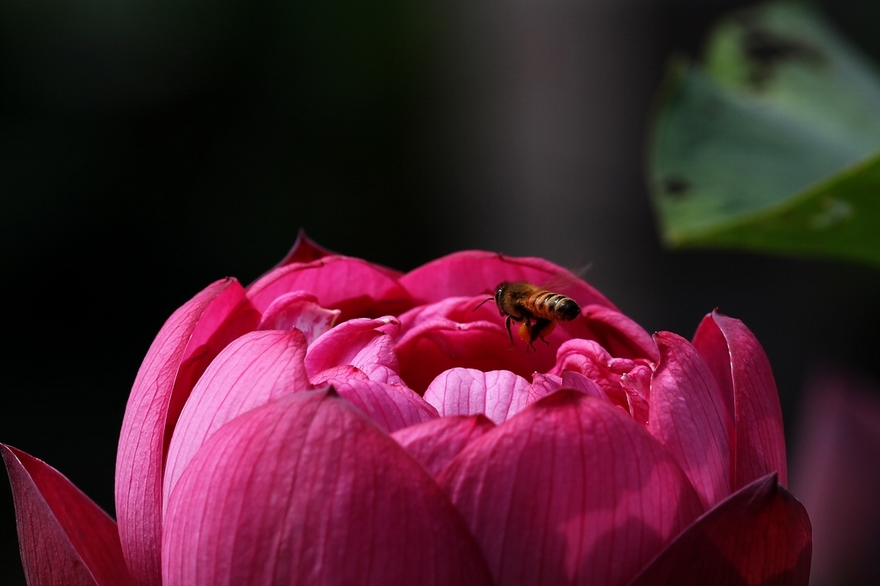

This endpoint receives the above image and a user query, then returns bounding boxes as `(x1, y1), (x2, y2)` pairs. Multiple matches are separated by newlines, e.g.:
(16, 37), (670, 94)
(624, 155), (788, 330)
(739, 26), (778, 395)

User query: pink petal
(115, 278), (256, 586)
(392, 415), (496, 478)
(395, 317), (557, 394)
(424, 368), (532, 424)
(649, 332), (732, 509)
(319, 376), (439, 433)
(257, 291), (340, 343)
(162, 390), (493, 586)
(2, 444), (135, 586)
(628, 473), (811, 586)
(440, 391), (705, 586)
(530, 371), (607, 403)
(692, 311), (787, 489)
(400, 250), (617, 309)
(269, 229), (337, 268)
(572, 304), (660, 362)
(163, 329), (310, 511)
(310, 363), (370, 385)
(305, 317), (403, 384)
(550, 339), (643, 411)
(246, 256), (410, 320)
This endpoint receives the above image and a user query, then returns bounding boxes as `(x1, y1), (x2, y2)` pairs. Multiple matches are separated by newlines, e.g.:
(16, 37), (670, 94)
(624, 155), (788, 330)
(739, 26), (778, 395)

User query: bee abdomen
(528, 291), (580, 321)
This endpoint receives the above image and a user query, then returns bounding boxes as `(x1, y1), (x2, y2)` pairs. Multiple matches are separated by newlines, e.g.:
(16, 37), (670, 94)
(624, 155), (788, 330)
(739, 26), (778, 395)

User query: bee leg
(504, 315), (516, 349)
(532, 319), (554, 345)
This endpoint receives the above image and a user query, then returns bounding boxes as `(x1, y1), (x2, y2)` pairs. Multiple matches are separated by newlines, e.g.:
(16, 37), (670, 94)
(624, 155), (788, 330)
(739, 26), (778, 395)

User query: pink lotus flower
(3, 233), (810, 586)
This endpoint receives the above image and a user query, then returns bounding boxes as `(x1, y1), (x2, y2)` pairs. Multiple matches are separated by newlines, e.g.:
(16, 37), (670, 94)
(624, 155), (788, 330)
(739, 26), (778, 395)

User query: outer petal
(163, 329), (310, 511)
(424, 368), (532, 424)
(628, 474), (811, 586)
(400, 250), (617, 309)
(391, 415), (496, 478)
(162, 390), (493, 586)
(2, 444), (135, 586)
(246, 256), (410, 320)
(440, 391), (705, 586)
(692, 311), (787, 489)
(649, 332), (731, 509)
(115, 278), (256, 586)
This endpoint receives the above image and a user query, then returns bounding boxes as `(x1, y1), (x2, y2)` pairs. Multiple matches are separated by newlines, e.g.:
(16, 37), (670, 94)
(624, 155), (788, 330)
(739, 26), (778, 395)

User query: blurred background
(2, 0), (880, 584)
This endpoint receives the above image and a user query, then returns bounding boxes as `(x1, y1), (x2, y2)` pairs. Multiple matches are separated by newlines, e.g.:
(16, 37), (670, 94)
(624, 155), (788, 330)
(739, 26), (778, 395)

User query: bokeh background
(3, 1), (880, 584)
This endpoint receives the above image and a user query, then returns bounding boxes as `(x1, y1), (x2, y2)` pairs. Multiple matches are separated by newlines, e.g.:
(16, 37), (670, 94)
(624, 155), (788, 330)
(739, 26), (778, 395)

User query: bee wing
(539, 264), (593, 297)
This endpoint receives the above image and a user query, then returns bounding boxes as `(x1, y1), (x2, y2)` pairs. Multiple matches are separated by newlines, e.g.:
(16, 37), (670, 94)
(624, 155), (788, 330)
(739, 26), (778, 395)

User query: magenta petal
(257, 291), (341, 343)
(162, 390), (493, 586)
(440, 391), (704, 586)
(396, 318), (556, 393)
(425, 368), (532, 423)
(392, 415), (496, 478)
(693, 311), (788, 489)
(530, 371), (607, 403)
(650, 332), (732, 509)
(115, 278), (253, 586)
(628, 473), (811, 586)
(246, 256), (410, 319)
(320, 377), (439, 433)
(2, 444), (135, 586)
(424, 368), (532, 424)
(163, 329), (310, 510)
(576, 304), (660, 362)
(306, 316), (403, 383)
(270, 229), (337, 268)
(400, 250), (617, 309)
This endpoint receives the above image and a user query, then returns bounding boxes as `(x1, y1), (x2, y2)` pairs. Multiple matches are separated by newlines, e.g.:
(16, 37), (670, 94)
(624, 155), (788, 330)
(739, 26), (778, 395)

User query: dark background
(3, 1), (880, 584)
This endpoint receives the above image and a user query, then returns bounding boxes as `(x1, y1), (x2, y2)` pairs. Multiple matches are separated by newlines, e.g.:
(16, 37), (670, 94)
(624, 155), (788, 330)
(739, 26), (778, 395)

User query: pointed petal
(650, 332), (732, 509)
(305, 317), (403, 384)
(2, 444), (135, 586)
(628, 474), (811, 586)
(320, 377), (439, 433)
(693, 311), (787, 489)
(424, 368), (532, 424)
(392, 415), (496, 478)
(163, 329), (310, 511)
(162, 390), (493, 586)
(400, 250), (616, 309)
(246, 257), (410, 320)
(115, 278), (255, 586)
(440, 391), (704, 586)
(270, 229), (337, 267)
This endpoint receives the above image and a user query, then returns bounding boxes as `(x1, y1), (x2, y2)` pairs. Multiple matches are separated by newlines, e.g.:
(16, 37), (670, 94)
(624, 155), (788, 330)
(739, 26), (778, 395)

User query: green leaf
(648, 2), (880, 266)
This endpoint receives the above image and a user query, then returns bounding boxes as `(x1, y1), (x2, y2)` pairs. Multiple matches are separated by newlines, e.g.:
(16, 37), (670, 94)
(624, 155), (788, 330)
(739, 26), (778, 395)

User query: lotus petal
(628, 474), (811, 586)
(162, 390), (493, 586)
(440, 391), (705, 586)
(2, 444), (135, 586)
(693, 311), (787, 489)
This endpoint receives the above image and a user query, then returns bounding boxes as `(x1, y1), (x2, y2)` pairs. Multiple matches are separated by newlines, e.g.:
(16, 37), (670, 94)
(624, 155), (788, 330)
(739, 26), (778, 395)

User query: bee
(475, 281), (580, 352)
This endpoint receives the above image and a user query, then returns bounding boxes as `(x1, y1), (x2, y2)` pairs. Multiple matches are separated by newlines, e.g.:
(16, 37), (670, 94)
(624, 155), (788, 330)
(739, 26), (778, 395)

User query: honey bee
(476, 281), (580, 352)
